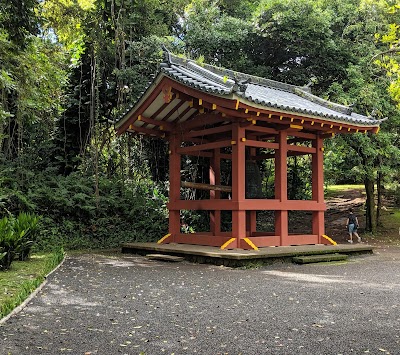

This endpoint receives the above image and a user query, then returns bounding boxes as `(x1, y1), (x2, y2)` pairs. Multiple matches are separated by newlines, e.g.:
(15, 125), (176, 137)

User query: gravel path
(1, 247), (400, 354)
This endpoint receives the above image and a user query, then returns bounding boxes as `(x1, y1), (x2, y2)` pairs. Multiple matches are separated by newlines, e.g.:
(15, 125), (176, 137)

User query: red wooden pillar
(168, 134), (181, 240)
(246, 136), (257, 236)
(275, 130), (288, 245)
(210, 148), (221, 235)
(232, 123), (246, 248)
(312, 135), (325, 243)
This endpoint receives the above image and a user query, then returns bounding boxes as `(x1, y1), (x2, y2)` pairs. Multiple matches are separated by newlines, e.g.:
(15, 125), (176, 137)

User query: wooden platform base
(145, 254), (184, 262)
(121, 242), (373, 267)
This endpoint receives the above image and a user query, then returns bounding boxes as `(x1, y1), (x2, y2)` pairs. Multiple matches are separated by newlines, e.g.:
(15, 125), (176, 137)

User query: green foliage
(0, 163), (168, 251)
(1, 0), (400, 248)
(0, 216), (15, 269)
(0, 212), (40, 269)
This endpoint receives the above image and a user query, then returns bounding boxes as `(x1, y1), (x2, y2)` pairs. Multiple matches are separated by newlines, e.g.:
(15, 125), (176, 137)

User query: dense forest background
(1, 0), (400, 250)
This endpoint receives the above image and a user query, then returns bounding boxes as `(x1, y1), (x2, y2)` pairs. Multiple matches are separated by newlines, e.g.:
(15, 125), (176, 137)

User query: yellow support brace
(220, 238), (236, 250)
(290, 124), (303, 130)
(157, 234), (171, 244)
(243, 238), (259, 251)
(322, 234), (337, 246)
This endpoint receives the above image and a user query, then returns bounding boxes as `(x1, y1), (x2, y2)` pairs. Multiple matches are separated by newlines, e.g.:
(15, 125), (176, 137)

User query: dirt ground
(324, 188), (367, 244)
(324, 187), (400, 246)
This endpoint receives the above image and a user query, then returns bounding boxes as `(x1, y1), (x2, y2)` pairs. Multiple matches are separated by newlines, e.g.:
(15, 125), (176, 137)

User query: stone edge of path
(0, 255), (67, 325)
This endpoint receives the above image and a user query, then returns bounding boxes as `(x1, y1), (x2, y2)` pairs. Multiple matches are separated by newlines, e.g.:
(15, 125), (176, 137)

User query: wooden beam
(160, 98), (187, 122)
(183, 124), (233, 139)
(244, 125), (279, 135)
(244, 140), (279, 150)
(287, 130), (316, 139)
(179, 151), (211, 158)
(127, 126), (165, 138)
(137, 115), (173, 131)
(177, 140), (232, 154)
(287, 145), (316, 154)
(178, 113), (232, 131)
(117, 85), (163, 134)
(150, 99), (173, 119)
(181, 181), (232, 193)
(174, 104), (194, 124)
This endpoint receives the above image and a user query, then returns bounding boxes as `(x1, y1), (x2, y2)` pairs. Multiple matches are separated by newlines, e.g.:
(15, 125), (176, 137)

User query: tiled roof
(158, 51), (385, 127)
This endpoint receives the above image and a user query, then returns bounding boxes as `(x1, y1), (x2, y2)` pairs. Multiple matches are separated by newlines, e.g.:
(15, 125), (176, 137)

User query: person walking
(346, 208), (361, 243)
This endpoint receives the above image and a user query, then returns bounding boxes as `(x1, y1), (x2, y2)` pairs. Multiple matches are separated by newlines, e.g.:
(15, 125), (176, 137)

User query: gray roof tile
(162, 53), (385, 127)
(118, 51), (386, 130)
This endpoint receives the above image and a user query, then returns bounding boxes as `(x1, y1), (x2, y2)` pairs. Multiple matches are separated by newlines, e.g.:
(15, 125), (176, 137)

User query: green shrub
(14, 212), (40, 261)
(0, 213), (41, 269)
(0, 163), (169, 252)
(0, 216), (17, 270)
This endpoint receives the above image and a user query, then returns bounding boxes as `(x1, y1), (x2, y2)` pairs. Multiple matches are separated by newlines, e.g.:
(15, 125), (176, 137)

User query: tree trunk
(376, 171), (382, 227)
(364, 177), (375, 232)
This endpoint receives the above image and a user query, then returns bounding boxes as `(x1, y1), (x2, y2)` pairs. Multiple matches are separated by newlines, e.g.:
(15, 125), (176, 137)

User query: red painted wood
(244, 140), (279, 150)
(127, 126), (165, 138)
(177, 140), (232, 154)
(137, 116), (173, 131)
(178, 113), (232, 131)
(173, 234), (232, 247)
(168, 200), (240, 211)
(275, 131), (289, 244)
(183, 124), (233, 139)
(243, 125), (278, 135)
(168, 134), (181, 241)
(312, 135), (325, 241)
(313, 211), (325, 243)
(169, 199), (326, 211)
(210, 148), (221, 235)
(240, 200), (326, 211)
(231, 123), (247, 248)
(312, 136), (325, 203)
(162, 99), (187, 122)
(287, 145), (316, 154)
(240, 236), (280, 248)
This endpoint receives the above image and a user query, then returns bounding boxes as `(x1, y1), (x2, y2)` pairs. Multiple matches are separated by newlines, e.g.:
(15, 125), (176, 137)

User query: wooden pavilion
(116, 51), (385, 250)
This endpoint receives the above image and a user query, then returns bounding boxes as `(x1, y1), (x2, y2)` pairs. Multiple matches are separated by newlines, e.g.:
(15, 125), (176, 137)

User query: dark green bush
(0, 164), (169, 251)
(0, 212), (40, 269)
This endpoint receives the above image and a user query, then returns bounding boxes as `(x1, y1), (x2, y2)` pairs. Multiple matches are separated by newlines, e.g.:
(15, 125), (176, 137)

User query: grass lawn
(0, 249), (64, 320)
(325, 184), (365, 198)
(369, 208), (400, 246)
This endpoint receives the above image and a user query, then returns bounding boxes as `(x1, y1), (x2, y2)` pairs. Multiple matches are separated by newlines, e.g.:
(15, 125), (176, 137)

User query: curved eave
(116, 70), (385, 138)
(233, 93), (384, 131)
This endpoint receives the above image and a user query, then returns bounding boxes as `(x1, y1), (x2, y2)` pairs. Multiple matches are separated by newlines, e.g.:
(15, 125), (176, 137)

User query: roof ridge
(166, 52), (308, 94)
(294, 88), (353, 116)
(166, 54), (234, 90)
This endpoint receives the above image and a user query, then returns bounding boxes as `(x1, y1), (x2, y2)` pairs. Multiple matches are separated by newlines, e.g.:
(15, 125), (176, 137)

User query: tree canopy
(0, 0), (399, 248)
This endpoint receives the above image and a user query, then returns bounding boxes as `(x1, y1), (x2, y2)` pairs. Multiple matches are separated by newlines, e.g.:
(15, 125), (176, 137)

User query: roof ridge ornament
(232, 78), (250, 94)
(162, 44), (172, 64)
